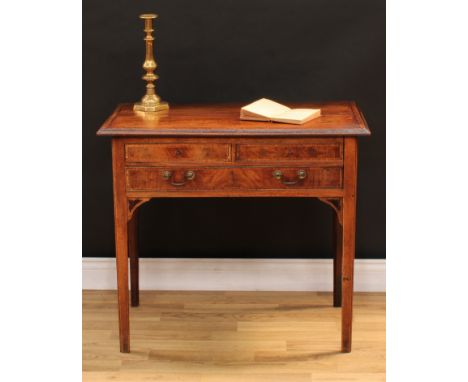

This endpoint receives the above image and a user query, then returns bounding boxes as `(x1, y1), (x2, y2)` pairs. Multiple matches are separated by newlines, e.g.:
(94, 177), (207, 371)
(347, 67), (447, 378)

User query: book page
(241, 98), (291, 119)
(273, 108), (321, 124)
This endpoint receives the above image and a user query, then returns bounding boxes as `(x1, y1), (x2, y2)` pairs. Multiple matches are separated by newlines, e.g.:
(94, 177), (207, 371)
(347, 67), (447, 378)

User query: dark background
(83, 0), (385, 259)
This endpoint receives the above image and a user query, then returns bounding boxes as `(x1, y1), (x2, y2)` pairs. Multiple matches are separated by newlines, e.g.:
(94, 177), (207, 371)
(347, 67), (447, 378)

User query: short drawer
(126, 166), (342, 191)
(236, 141), (343, 162)
(125, 143), (231, 164)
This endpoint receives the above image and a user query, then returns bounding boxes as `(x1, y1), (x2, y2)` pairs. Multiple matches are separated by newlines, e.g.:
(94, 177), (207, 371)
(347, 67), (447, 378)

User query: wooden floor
(83, 291), (385, 382)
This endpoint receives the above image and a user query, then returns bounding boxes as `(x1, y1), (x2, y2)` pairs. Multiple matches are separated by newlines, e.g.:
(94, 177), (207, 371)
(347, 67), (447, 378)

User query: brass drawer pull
(272, 169), (307, 185)
(162, 170), (196, 186)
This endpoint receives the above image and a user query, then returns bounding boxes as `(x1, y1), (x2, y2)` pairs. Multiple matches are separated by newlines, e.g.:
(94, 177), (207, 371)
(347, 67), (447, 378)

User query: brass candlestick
(134, 13), (169, 112)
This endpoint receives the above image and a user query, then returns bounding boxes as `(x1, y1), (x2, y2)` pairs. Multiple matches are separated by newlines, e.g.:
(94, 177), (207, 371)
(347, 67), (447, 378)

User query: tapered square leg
(333, 212), (343, 307)
(128, 210), (139, 307)
(112, 139), (130, 353)
(341, 137), (357, 353)
(341, 195), (356, 353)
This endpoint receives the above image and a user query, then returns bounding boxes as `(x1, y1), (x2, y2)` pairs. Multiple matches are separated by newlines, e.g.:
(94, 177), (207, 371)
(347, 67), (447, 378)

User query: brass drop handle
(272, 169), (307, 185)
(162, 170), (196, 186)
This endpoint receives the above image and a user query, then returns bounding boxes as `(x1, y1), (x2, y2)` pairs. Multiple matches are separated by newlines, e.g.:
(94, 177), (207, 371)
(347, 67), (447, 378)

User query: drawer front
(126, 166), (342, 191)
(126, 167), (234, 191)
(125, 143), (231, 163)
(237, 142), (343, 162)
(233, 167), (342, 189)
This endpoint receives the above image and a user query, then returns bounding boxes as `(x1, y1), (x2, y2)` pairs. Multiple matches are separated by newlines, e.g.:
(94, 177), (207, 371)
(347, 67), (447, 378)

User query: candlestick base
(133, 100), (169, 113)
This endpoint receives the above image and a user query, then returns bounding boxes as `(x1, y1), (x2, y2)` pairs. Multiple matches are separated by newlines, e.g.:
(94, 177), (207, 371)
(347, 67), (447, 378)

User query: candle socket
(134, 14), (169, 113)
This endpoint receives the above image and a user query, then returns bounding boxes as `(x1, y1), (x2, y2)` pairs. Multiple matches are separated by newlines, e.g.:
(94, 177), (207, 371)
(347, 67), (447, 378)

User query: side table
(97, 102), (370, 353)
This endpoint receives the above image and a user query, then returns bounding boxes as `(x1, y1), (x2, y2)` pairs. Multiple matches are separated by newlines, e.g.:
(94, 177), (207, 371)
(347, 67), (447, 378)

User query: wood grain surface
(83, 290), (385, 382)
(126, 166), (343, 192)
(97, 102), (370, 137)
(112, 139), (130, 353)
(125, 143), (232, 163)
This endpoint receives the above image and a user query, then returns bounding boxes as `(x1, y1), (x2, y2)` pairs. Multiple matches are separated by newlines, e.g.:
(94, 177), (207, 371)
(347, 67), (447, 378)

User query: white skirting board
(82, 258), (386, 292)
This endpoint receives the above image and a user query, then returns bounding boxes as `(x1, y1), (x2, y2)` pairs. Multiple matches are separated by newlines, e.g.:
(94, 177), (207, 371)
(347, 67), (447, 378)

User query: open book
(240, 98), (321, 125)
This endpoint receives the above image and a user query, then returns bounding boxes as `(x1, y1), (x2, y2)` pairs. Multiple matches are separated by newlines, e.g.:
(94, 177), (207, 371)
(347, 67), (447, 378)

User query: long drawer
(126, 166), (342, 191)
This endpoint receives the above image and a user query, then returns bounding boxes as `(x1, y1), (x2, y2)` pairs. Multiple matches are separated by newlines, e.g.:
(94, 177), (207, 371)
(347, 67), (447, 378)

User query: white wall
(83, 258), (386, 292)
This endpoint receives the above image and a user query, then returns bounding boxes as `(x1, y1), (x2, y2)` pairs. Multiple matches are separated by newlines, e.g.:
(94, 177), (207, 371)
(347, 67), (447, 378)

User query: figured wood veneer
(126, 166), (342, 192)
(125, 143), (231, 163)
(237, 141), (343, 162)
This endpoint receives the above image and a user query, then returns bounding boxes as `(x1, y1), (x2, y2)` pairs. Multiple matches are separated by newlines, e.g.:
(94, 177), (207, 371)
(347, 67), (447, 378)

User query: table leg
(112, 139), (130, 353)
(128, 209), (139, 307)
(333, 211), (343, 307)
(341, 195), (356, 352)
(341, 137), (357, 353)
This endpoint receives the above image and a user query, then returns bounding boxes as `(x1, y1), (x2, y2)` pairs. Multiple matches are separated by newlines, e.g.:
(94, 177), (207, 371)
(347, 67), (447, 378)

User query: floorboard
(83, 290), (385, 381)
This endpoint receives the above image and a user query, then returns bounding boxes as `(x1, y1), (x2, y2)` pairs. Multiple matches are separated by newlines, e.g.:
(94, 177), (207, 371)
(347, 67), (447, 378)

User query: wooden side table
(97, 102), (370, 353)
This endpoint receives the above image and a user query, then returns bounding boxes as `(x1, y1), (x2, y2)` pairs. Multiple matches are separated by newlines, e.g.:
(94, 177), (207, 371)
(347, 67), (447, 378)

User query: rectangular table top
(97, 102), (370, 137)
